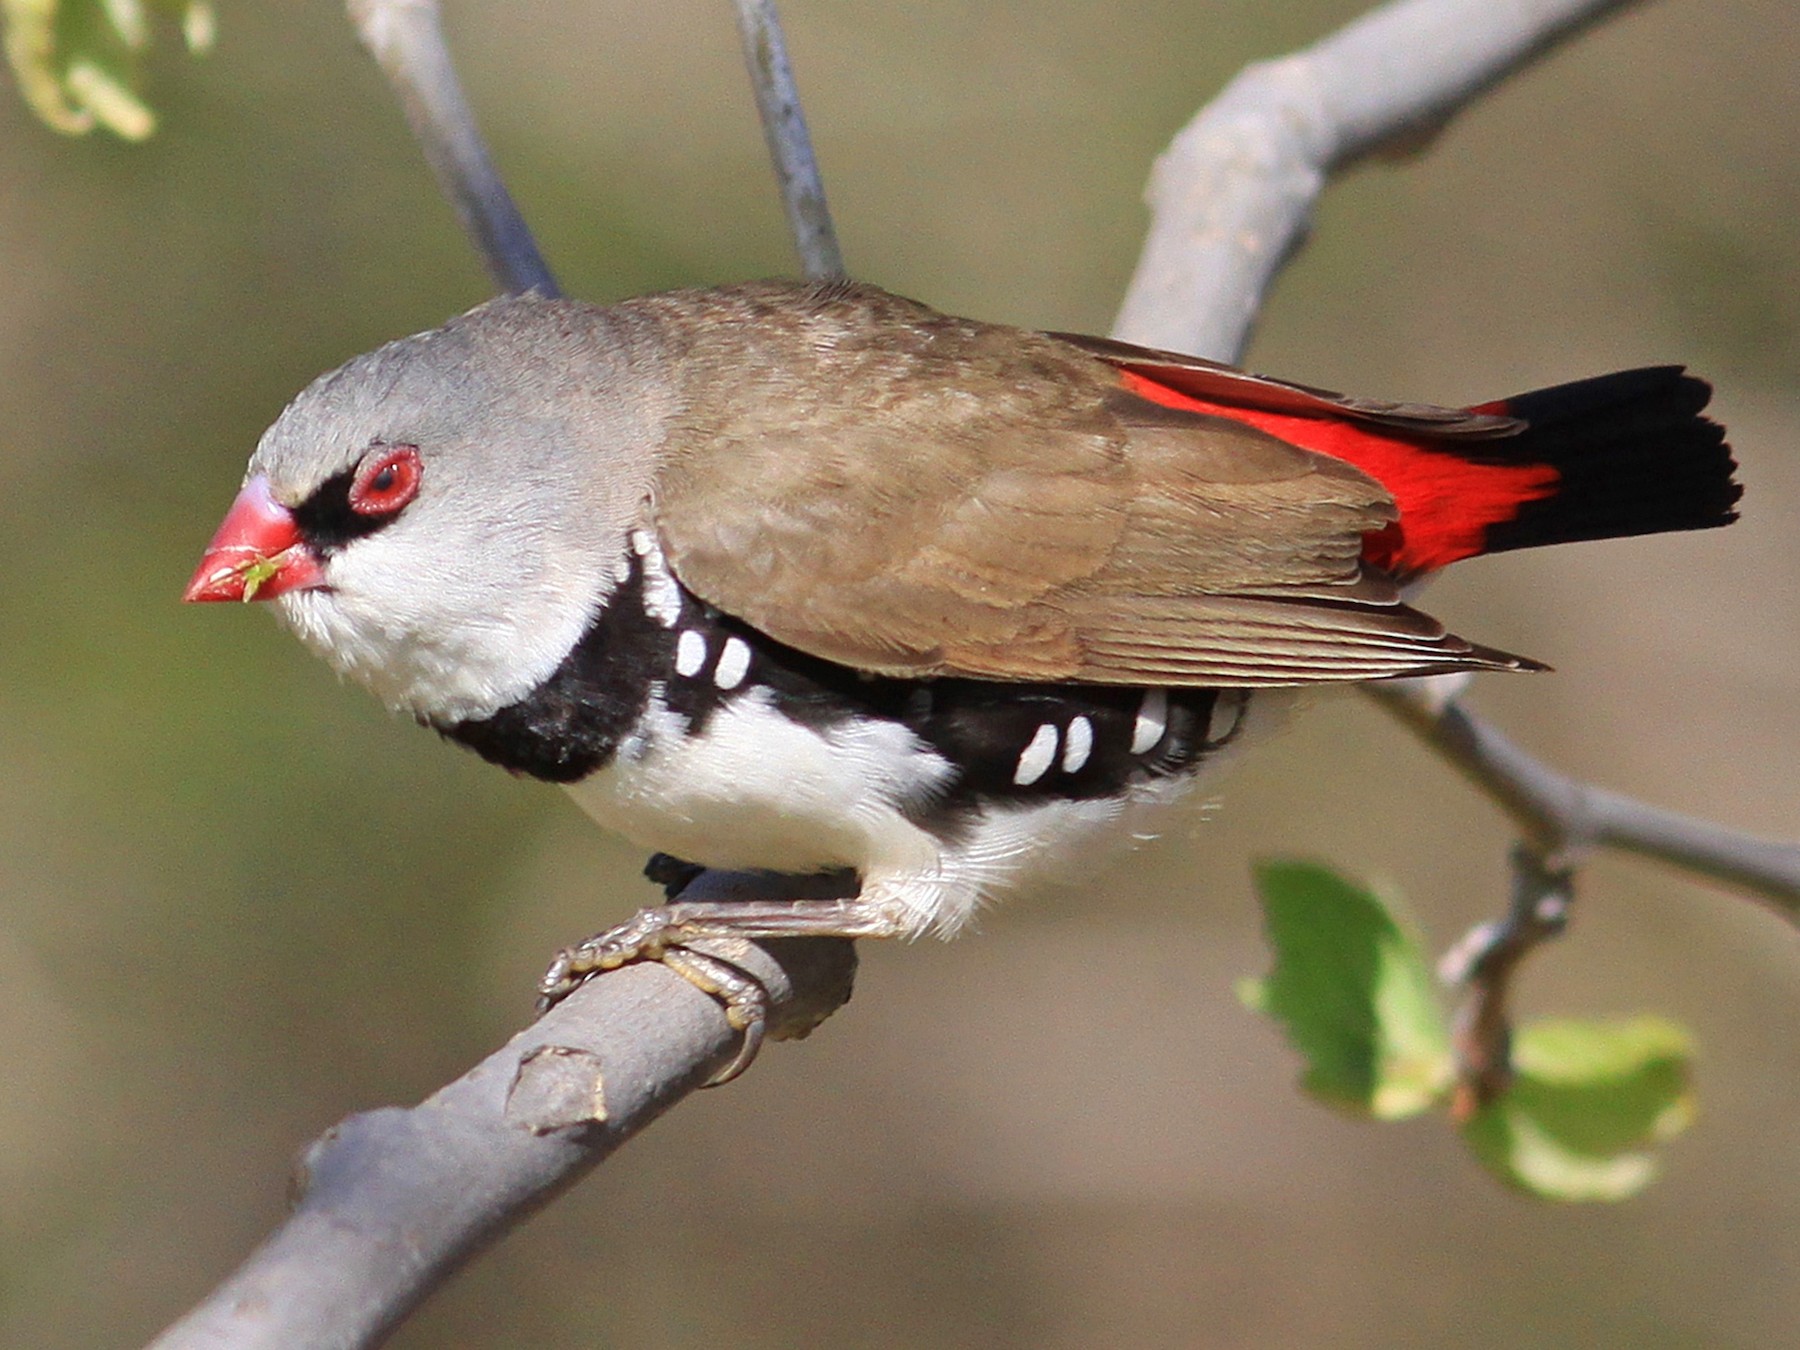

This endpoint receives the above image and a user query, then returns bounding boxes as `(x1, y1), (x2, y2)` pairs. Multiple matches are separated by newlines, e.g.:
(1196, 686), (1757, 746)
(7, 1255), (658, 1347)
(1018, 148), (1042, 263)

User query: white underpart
(630, 528), (685, 628)
(1062, 715), (1094, 772)
(674, 629), (707, 677)
(564, 686), (1302, 940)
(1013, 723), (1060, 786)
(565, 688), (954, 929)
(713, 637), (751, 690)
(1131, 689), (1169, 754)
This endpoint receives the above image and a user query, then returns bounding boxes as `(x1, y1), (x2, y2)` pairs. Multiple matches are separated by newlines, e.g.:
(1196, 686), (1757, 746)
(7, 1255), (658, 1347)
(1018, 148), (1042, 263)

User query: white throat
(273, 535), (626, 725)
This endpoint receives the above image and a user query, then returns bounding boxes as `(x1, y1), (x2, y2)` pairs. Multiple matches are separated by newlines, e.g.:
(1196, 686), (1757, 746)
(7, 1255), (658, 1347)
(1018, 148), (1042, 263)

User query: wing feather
(634, 280), (1535, 687)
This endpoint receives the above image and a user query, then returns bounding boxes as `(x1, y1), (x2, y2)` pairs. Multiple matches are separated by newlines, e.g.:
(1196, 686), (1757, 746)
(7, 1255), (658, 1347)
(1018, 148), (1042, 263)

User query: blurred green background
(2, 1), (1797, 1345)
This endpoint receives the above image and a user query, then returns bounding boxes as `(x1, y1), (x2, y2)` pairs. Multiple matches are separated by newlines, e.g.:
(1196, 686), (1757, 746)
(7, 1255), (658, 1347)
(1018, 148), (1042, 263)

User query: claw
(535, 951), (576, 1012)
(661, 947), (770, 1085)
(536, 923), (771, 1085)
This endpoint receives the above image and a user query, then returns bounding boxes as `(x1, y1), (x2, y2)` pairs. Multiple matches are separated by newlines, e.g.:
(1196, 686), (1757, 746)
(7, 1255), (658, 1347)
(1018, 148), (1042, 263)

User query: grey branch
(347, 0), (559, 297)
(733, 0), (845, 280)
(153, 0), (1760, 1344)
(1112, 0), (1637, 360)
(148, 870), (856, 1350)
(1441, 846), (1573, 1114)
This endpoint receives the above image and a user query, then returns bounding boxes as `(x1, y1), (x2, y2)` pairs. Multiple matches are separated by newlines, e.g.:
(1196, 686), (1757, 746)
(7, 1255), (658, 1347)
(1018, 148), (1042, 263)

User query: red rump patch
(1119, 371), (1560, 575)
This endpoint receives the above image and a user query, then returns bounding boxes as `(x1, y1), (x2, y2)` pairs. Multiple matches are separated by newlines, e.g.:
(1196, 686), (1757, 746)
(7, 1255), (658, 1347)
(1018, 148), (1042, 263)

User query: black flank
(442, 555), (1240, 818)
(443, 559), (675, 782)
(715, 619), (1240, 808)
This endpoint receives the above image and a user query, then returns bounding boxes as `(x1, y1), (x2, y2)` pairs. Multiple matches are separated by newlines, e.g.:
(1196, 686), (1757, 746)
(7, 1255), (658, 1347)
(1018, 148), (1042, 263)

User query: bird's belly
(562, 683), (1299, 939)
(562, 686), (954, 878)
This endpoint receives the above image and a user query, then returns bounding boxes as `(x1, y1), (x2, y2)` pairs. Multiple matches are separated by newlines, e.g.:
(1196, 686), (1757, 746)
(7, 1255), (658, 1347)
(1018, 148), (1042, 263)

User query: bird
(184, 278), (1740, 1076)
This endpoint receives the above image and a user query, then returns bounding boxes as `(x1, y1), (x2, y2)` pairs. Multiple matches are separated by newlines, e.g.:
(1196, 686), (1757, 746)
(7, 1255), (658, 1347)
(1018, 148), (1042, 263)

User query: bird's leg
(538, 889), (906, 1085)
(540, 895), (906, 994)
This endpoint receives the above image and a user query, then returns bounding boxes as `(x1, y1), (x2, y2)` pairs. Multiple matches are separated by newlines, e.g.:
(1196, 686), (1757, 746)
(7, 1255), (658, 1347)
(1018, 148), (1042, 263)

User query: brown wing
(642, 280), (1536, 686)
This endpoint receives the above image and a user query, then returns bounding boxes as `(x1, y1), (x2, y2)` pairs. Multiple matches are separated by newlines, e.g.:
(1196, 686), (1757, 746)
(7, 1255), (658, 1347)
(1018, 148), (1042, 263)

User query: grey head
(249, 293), (675, 724)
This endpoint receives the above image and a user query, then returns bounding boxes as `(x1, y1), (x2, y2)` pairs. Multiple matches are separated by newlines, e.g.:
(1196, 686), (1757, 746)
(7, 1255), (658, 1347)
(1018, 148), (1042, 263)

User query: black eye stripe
(291, 467), (395, 551)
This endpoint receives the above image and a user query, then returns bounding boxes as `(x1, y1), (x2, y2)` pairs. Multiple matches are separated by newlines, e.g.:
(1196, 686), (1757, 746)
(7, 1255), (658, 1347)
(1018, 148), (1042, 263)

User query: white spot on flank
(714, 636), (751, 690)
(1062, 715), (1093, 773)
(675, 629), (707, 678)
(631, 528), (684, 628)
(1014, 723), (1059, 786)
(1131, 689), (1168, 755)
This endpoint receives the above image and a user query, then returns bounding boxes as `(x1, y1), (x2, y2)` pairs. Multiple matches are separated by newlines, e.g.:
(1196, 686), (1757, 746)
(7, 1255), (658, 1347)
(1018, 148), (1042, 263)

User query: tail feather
(1473, 367), (1740, 556)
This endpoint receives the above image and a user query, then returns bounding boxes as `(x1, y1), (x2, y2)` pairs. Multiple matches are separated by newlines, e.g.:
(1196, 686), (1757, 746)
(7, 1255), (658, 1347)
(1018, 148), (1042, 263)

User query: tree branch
(1367, 680), (1800, 918)
(1368, 676), (1800, 1104)
(1112, 0), (1639, 358)
(1439, 845), (1572, 1115)
(147, 870), (856, 1350)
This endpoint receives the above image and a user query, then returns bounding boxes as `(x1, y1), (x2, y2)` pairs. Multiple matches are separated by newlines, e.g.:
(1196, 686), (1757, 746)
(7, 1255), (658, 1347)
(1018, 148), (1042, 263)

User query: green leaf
(1461, 1016), (1696, 1202)
(3, 0), (213, 140)
(1240, 860), (1454, 1120)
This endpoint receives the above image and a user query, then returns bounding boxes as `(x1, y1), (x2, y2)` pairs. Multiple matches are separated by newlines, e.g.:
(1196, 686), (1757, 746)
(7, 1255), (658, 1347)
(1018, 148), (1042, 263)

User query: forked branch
(1102, 0), (1800, 1104)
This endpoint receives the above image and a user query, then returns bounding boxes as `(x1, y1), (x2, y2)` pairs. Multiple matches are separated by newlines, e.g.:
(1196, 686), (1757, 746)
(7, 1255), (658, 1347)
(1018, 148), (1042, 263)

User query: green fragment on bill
(237, 554), (284, 602)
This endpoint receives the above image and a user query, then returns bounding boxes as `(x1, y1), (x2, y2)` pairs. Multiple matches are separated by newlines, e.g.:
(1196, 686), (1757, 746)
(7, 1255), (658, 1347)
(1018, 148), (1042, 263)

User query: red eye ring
(348, 444), (423, 517)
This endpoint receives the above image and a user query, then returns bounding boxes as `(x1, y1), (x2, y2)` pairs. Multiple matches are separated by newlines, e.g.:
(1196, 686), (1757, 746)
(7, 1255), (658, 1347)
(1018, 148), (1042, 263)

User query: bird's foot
(537, 893), (901, 1085)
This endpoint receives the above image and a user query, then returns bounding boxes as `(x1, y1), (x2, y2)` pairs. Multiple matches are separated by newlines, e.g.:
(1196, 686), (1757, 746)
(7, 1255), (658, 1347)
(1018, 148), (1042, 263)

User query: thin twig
(1363, 677), (1800, 1087)
(732, 0), (845, 280)
(347, 0), (559, 296)
(1368, 681), (1800, 918)
(1440, 847), (1574, 1117)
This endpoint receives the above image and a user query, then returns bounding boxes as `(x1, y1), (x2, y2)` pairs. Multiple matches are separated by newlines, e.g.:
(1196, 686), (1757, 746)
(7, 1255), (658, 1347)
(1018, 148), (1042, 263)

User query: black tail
(1473, 367), (1740, 556)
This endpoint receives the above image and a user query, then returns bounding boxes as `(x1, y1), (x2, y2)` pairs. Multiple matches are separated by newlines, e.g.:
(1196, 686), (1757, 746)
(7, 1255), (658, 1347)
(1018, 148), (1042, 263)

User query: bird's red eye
(348, 445), (422, 517)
